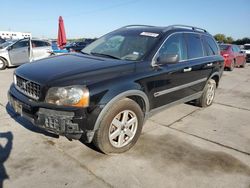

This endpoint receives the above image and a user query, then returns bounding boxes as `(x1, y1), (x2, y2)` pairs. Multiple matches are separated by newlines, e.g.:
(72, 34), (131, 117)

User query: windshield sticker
(140, 32), (159, 37)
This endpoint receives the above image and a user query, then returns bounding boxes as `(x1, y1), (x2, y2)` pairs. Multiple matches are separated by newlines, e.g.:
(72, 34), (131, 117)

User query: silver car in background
(0, 38), (52, 70)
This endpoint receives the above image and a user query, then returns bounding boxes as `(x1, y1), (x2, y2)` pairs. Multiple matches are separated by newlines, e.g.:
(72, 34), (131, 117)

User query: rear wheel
(240, 59), (246, 68)
(195, 79), (216, 107)
(93, 98), (144, 154)
(0, 58), (6, 70)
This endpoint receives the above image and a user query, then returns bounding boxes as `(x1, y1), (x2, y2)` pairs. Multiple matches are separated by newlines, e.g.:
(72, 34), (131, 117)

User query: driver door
(8, 39), (30, 65)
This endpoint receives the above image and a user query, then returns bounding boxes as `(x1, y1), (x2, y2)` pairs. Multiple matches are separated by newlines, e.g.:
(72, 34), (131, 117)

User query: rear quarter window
(185, 33), (204, 59)
(203, 36), (219, 55)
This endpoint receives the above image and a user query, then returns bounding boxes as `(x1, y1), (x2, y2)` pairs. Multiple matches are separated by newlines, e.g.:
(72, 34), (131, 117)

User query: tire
(240, 60), (246, 68)
(93, 98), (144, 154)
(0, 58), (6, 70)
(195, 79), (216, 108)
(229, 60), (235, 71)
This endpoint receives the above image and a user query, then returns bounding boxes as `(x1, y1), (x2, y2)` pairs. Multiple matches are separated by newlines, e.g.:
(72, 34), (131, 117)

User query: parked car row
(0, 38), (52, 70)
(65, 39), (96, 52)
(219, 44), (246, 71)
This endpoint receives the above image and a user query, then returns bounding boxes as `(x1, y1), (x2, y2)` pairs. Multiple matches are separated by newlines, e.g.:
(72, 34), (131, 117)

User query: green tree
(226, 37), (234, 44)
(214, 34), (226, 43)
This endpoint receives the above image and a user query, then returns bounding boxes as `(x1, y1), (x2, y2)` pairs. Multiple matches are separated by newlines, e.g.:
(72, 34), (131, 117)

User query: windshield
(219, 44), (230, 51)
(244, 45), (250, 50)
(81, 31), (160, 61)
(0, 41), (15, 49)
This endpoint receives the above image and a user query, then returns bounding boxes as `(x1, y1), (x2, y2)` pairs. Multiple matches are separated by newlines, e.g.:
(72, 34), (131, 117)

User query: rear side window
(203, 36), (219, 55)
(185, 33), (204, 59)
(32, 40), (50, 48)
(158, 33), (187, 61)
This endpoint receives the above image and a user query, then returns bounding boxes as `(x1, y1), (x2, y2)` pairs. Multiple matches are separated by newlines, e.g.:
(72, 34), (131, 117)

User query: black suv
(8, 25), (224, 154)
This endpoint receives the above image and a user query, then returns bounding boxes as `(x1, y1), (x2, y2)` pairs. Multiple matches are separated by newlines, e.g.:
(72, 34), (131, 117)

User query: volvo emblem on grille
(21, 81), (30, 90)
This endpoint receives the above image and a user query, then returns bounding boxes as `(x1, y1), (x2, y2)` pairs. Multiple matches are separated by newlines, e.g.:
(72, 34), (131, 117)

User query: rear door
(149, 33), (207, 109)
(8, 39), (30, 65)
(234, 45), (245, 65)
(32, 40), (51, 61)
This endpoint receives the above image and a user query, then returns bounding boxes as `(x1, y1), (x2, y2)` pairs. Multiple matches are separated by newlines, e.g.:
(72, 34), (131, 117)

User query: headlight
(45, 86), (89, 107)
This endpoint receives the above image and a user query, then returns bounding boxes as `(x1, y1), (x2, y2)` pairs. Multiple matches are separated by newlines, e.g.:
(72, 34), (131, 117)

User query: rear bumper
(8, 84), (96, 142)
(223, 58), (233, 68)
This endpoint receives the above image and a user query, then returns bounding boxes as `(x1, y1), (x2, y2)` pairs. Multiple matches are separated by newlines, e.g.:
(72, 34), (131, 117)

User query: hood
(15, 53), (135, 86)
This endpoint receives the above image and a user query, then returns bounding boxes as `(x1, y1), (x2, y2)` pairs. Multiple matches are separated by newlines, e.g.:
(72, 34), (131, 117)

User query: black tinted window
(12, 40), (29, 49)
(32, 40), (48, 47)
(158, 33), (187, 61)
(185, 33), (203, 59)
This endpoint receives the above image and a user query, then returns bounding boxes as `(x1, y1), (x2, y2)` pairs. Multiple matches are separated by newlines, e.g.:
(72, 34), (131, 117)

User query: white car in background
(0, 38), (52, 70)
(241, 44), (250, 62)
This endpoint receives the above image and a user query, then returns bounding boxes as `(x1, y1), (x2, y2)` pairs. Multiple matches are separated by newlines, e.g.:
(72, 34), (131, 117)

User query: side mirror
(157, 54), (179, 65)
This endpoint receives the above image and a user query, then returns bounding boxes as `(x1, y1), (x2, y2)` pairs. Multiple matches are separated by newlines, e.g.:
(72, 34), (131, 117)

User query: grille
(15, 75), (41, 100)
(246, 54), (250, 58)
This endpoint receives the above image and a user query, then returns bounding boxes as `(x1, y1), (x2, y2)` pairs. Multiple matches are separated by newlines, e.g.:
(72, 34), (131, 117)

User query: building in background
(0, 31), (32, 39)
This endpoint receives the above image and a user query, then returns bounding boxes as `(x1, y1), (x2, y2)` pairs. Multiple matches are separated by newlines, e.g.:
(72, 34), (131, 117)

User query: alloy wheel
(206, 82), (215, 105)
(108, 110), (138, 148)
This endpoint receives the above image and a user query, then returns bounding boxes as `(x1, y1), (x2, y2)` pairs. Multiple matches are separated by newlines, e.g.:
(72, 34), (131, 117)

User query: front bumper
(8, 84), (95, 141)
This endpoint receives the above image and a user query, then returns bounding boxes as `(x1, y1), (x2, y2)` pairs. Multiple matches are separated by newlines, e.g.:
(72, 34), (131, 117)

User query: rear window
(219, 44), (229, 51)
(185, 33), (204, 59)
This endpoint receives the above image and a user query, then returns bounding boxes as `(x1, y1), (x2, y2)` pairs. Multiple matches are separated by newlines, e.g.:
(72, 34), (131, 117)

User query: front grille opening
(15, 75), (41, 100)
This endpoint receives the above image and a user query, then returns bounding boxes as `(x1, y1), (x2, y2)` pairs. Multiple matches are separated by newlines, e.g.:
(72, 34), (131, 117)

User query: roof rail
(120, 25), (155, 29)
(165, 25), (208, 33)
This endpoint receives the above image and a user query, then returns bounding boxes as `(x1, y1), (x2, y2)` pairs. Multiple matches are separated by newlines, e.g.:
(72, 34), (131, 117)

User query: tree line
(214, 34), (250, 45)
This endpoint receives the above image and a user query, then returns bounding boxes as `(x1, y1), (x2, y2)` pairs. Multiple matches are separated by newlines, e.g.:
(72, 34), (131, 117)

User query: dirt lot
(0, 64), (250, 188)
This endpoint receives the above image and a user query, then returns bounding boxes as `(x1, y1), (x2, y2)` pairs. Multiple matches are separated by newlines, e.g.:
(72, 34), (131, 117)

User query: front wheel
(93, 98), (144, 154)
(195, 79), (216, 107)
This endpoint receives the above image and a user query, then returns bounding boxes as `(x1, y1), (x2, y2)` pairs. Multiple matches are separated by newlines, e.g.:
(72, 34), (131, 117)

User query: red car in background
(219, 44), (246, 71)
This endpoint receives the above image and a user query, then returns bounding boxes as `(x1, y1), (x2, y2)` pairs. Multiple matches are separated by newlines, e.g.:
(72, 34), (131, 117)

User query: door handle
(207, 63), (213, 67)
(183, 67), (192, 72)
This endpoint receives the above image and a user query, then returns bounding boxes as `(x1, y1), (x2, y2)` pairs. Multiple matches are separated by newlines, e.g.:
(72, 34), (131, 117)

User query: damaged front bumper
(8, 84), (95, 142)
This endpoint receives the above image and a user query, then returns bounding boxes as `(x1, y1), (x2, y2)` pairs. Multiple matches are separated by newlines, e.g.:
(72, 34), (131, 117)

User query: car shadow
(0, 131), (13, 188)
(5, 103), (59, 139)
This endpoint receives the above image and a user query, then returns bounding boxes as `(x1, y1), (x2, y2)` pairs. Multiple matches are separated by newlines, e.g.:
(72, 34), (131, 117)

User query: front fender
(92, 88), (149, 131)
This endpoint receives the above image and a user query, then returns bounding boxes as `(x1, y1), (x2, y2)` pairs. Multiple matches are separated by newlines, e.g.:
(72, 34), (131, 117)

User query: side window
(233, 45), (240, 52)
(158, 33), (187, 61)
(204, 36), (219, 55)
(201, 35), (219, 56)
(32, 40), (46, 48)
(185, 33), (204, 59)
(12, 40), (29, 49)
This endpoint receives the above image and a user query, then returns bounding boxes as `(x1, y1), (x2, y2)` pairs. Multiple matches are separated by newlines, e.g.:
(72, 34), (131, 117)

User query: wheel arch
(93, 90), (150, 131)
(0, 56), (9, 67)
(209, 72), (220, 88)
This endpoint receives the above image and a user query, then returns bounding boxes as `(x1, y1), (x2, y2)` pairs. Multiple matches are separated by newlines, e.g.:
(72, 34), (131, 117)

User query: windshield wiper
(90, 52), (121, 60)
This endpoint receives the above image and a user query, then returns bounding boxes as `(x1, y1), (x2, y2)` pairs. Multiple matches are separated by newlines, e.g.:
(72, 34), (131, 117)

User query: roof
(117, 24), (209, 35)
